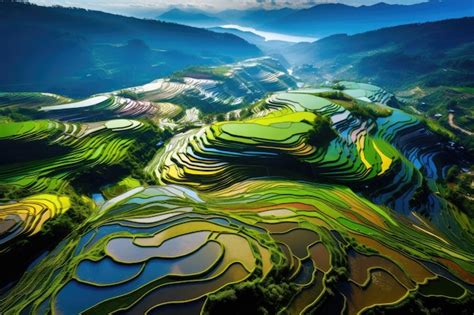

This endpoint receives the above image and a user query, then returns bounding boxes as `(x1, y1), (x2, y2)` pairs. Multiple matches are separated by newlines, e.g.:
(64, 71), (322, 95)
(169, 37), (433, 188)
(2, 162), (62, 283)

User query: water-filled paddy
(287, 270), (325, 314)
(293, 258), (314, 285)
(272, 229), (319, 258)
(339, 269), (407, 315)
(146, 297), (206, 315)
(122, 263), (249, 314)
(106, 231), (210, 262)
(76, 257), (143, 285)
(347, 248), (414, 289)
(55, 241), (222, 314)
(257, 221), (298, 233)
(418, 276), (465, 298)
(309, 243), (331, 273)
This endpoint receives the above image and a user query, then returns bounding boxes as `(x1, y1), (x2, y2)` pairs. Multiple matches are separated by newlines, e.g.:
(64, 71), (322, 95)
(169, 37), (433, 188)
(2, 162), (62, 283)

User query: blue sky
(29, 0), (426, 12)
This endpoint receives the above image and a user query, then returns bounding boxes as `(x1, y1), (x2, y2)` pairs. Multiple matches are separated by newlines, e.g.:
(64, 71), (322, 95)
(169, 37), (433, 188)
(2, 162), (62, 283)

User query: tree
(333, 83), (346, 91)
(307, 114), (337, 147)
(216, 113), (226, 122)
(228, 112), (237, 121)
(240, 108), (252, 119)
(446, 165), (460, 182)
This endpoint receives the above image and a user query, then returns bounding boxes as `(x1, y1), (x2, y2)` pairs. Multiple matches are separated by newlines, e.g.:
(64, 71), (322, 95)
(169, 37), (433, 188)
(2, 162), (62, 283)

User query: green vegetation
(0, 0), (473, 311)
(0, 78), (472, 315)
(131, 58), (296, 113)
(420, 116), (457, 140)
(1, 180), (472, 314)
(349, 100), (393, 119)
(286, 18), (474, 90)
(116, 90), (139, 100)
(307, 114), (337, 147)
(315, 91), (392, 120)
(448, 86), (474, 95)
(410, 178), (431, 215)
(0, 106), (40, 122)
(442, 165), (474, 218)
(397, 85), (474, 152)
(206, 277), (297, 314)
(171, 65), (231, 81)
(1, 188), (93, 288)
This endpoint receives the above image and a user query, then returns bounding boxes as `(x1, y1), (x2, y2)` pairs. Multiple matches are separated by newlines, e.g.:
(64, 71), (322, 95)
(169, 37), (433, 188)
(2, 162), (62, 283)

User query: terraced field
(123, 57), (298, 112)
(146, 82), (469, 248)
(0, 71), (472, 314)
(39, 95), (179, 122)
(0, 92), (181, 123)
(1, 180), (472, 314)
(0, 92), (71, 108)
(0, 119), (154, 194)
(0, 57), (295, 123)
(0, 194), (70, 251)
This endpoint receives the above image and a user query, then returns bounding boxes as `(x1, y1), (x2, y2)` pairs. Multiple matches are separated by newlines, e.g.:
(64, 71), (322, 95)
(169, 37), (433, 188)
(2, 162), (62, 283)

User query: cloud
(29, 0), (425, 12)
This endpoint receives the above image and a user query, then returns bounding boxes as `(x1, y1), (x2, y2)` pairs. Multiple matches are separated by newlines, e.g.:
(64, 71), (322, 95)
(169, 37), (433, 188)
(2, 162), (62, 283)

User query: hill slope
(0, 3), (261, 97)
(0, 82), (472, 314)
(263, 0), (474, 37)
(287, 18), (474, 89)
(158, 8), (224, 27)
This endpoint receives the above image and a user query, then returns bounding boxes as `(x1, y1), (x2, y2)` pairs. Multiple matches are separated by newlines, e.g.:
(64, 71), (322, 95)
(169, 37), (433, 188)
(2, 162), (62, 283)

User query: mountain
(215, 7), (297, 27)
(157, 7), (298, 29)
(155, 1), (473, 43)
(209, 26), (265, 44)
(209, 26), (294, 61)
(0, 2), (261, 97)
(158, 8), (223, 27)
(262, 0), (474, 37)
(286, 18), (474, 89)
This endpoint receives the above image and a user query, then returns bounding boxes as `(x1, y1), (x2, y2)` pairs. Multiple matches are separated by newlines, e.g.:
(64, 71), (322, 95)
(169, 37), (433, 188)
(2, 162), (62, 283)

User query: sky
(29, 0), (426, 14)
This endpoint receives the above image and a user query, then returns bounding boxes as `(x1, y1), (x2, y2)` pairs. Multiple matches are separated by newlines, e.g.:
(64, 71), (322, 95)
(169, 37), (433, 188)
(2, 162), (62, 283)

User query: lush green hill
(288, 18), (474, 88)
(286, 18), (474, 146)
(0, 55), (472, 313)
(0, 2), (261, 97)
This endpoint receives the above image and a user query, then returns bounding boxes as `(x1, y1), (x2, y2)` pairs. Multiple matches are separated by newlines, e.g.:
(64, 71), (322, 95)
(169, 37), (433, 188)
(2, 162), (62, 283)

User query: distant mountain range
(286, 17), (474, 89)
(159, 8), (224, 27)
(0, 2), (261, 97)
(158, 7), (295, 29)
(158, 0), (474, 38)
(263, 0), (474, 37)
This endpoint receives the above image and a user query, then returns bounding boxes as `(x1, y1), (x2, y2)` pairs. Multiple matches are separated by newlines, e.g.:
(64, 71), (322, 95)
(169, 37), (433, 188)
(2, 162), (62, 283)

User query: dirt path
(448, 113), (473, 136)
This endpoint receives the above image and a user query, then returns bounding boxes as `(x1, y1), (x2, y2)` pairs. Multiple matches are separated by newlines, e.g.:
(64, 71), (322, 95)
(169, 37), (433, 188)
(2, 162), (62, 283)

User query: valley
(219, 24), (316, 43)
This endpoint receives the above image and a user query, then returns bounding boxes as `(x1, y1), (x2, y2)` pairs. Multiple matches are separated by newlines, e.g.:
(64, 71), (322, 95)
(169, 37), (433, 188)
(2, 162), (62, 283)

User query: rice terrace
(0, 0), (473, 314)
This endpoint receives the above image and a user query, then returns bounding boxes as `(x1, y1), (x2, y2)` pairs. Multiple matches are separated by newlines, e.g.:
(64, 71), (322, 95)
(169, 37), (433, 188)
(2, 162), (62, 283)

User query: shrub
(116, 90), (139, 100)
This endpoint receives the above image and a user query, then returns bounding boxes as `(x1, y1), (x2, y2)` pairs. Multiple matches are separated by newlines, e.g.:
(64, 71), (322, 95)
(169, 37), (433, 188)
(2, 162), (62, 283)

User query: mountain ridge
(286, 17), (474, 89)
(0, 2), (261, 97)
